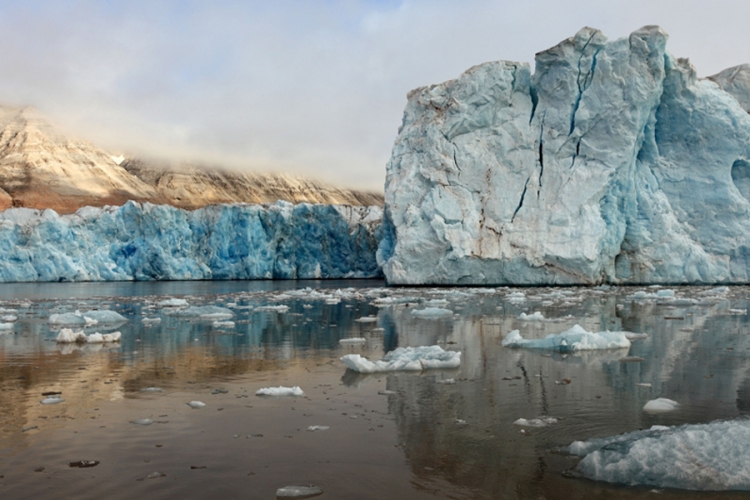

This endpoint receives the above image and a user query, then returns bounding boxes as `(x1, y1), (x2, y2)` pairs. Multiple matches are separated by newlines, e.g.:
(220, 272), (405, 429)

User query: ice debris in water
(187, 401), (206, 409)
(275, 485), (323, 498)
(55, 328), (121, 343)
(159, 298), (188, 307)
(339, 337), (366, 344)
(130, 418), (154, 425)
(501, 325), (631, 352)
(341, 345), (461, 373)
(168, 306), (234, 320)
(40, 396), (64, 404)
(354, 316), (377, 323)
(255, 386), (304, 397)
(643, 398), (679, 413)
(49, 310), (126, 326)
(568, 420), (750, 490)
(518, 311), (545, 321)
(410, 307), (453, 318)
(0, 323), (13, 331)
(513, 417), (558, 427)
(140, 387), (163, 393)
(306, 426), (330, 431)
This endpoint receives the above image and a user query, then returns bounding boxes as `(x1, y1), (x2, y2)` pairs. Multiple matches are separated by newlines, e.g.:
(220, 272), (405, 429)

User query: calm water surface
(0, 280), (748, 499)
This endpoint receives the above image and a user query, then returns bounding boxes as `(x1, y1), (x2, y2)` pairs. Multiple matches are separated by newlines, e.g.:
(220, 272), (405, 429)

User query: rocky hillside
(121, 159), (384, 209)
(0, 105), (383, 213)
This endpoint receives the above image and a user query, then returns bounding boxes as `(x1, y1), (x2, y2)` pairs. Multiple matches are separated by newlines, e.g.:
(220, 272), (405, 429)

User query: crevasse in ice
(0, 201), (382, 282)
(379, 25), (750, 285)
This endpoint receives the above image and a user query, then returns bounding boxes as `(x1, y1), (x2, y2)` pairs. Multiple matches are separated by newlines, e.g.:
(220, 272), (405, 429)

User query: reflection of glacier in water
(1, 282), (750, 496)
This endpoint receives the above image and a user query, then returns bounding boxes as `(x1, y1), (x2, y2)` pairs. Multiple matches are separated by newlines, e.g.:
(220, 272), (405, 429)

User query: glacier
(0, 201), (382, 282)
(379, 25), (750, 285)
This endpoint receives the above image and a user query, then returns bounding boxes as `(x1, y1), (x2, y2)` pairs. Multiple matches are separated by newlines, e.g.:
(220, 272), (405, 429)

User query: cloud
(0, 0), (746, 191)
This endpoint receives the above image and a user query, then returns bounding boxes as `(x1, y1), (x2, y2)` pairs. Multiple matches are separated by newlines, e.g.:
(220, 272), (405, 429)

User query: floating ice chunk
(339, 337), (366, 344)
(255, 305), (290, 313)
(505, 292), (526, 302)
(513, 417), (558, 427)
(624, 332), (649, 340)
(140, 387), (163, 393)
(306, 426), (330, 431)
(256, 386), (304, 397)
(212, 320), (235, 329)
(354, 316), (377, 323)
(729, 309), (747, 315)
(656, 289), (675, 298)
(569, 420), (750, 490)
(341, 345), (461, 373)
(501, 325), (631, 352)
(142, 317), (161, 324)
(411, 307), (453, 318)
(169, 306), (234, 320)
(40, 396), (64, 404)
(636, 383), (652, 388)
(643, 398), (679, 413)
(90, 331), (121, 343)
(81, 310), (127, 324)
(49, 312), (86, 327)
(378, 390), (397, 395)
(131, 418), (154, 425)
(55, 328), (87, 343)
(275, 485), (323, 498)
(86, 332), (105, 343)
(159, 298), (188, 307)
(187, 401), (206, 409)
(424, 299), (449, 307)
(436, 378), (456, 385)
(0, 322), (13, 331)
(1, 315), (17, 322)
(518, 311), (545, 321)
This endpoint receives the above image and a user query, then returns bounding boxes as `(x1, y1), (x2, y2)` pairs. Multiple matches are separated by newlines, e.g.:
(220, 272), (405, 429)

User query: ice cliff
(0, 201), (382, 282)
(379, 26), (750, 285)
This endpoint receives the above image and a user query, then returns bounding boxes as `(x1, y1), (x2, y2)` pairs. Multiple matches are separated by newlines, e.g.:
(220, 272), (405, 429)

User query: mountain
(0, 106), (166, 213)
(121, 159), (383, 209)
(0, 105), (383, 214)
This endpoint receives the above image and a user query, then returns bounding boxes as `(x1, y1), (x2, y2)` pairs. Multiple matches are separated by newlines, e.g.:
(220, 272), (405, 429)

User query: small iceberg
(187, 401), (206, 409)
(411, 307), (453, 318)
(40, 396), (65, 405)
(513, 417), (558, 428)
(55, 329), (121, 344)
(168, 306), (234, 320)
(306, 426), (330, 431)
(518, 311), (545, 321)
(256, 386), (304, 397)
(80, 310), (127, 324)
(501, 325), (631, 352)
(276, 485), (323, 498)
(643, 398), (679, 413)
(341, 345), (461, 373)
(354, 316), (377, 323)
(339, 337), (366, 344)
(568, 420), (750, 490)
(159, 298), (188, 307)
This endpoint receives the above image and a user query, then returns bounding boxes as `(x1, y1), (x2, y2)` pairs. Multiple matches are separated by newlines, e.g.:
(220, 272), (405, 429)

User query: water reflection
(0, 283), (749, 498)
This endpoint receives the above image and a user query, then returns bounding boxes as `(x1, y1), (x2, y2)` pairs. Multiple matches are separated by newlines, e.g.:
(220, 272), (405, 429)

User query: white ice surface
(501, 324), (631, 352)
(255, 386), (304, 397)
(341, 345), (461, 373)
(569, 420), (750, 490)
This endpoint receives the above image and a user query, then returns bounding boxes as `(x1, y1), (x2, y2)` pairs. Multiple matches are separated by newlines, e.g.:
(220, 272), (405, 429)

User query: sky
(0, 0), (747, 191)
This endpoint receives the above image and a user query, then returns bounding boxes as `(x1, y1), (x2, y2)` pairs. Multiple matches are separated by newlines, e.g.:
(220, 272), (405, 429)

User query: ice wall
(380, 26), (750, 285)
(0, 201), (382, 282)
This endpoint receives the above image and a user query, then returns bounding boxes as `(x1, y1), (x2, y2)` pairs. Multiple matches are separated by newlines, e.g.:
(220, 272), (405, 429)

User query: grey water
(0, 281), (748, 499)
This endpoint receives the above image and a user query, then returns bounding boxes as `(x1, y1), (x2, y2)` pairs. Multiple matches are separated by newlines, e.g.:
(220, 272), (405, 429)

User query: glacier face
(0, 201), (382, 282)
(379, 26), (750, 285)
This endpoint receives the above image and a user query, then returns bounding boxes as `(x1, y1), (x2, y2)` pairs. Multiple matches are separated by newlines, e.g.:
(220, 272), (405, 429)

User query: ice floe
(518, 311), (545, 321)
(568, 420), (750, 490)
(410, 307), (453, 318)
(255, 386), (304, 397)
(339, 337), (366, 344)
(276, 485), (323, 498)
(501, 325), (631, 352)
(341, 345), (461, 373)
(187, 401), (206, 409)
(55, 328), (121, 343)
(513, 417), (558, 427)
(643, 398), (679, 413)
